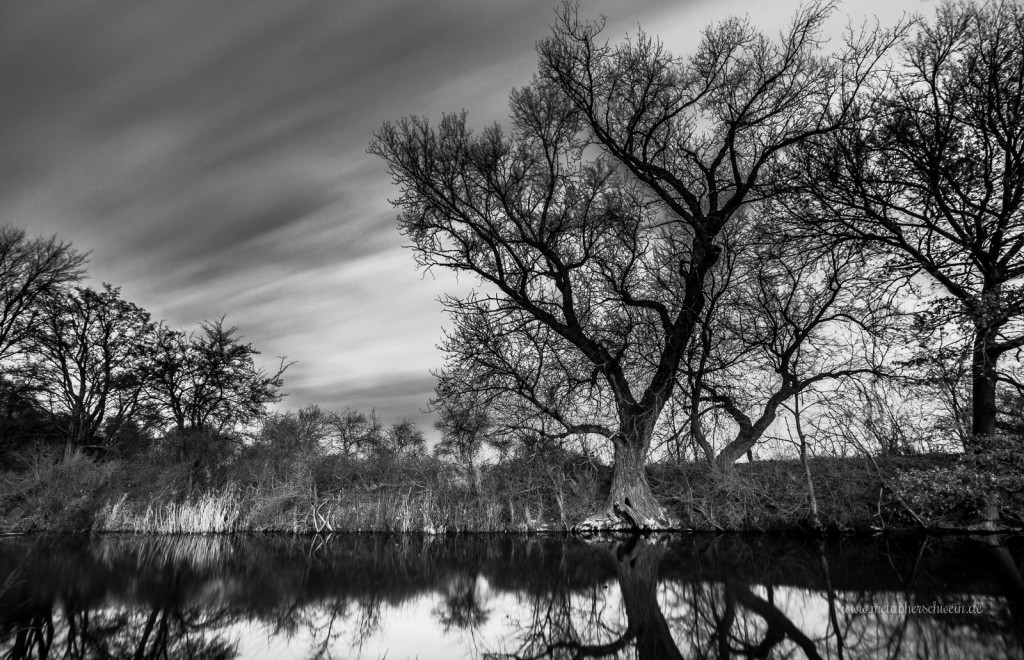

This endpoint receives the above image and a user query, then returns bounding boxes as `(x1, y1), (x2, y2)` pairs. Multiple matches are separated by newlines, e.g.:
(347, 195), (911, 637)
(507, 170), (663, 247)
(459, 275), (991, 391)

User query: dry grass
(86, 453), (587, 534)
(96, 488), (243, 533)
(93, 482), (555, 534)
(5, 444), (1014, 534)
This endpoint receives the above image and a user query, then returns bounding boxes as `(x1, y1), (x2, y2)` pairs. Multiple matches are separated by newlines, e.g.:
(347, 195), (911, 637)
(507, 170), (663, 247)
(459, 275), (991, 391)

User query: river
(1, 533), (1021, 659)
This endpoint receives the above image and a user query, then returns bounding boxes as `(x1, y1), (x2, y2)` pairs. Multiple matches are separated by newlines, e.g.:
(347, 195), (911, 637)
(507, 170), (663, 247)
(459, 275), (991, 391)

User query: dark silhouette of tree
(433, 572), (491, 633)
(0, 377), (55, 464)
(26, 284), (155, 451)
(0, 602), (239, 660)
(326, 407), (384, 457)
(371, 1), (901, 529)
(504, 538), (828, 660)
(257, 404), (332, 454)
(791, 0), (1024, 441)
(0, 226), (86, 364)
(432, 380), (492, 492)
(149, 318), (288, 454)
(376, 419), (426, 457)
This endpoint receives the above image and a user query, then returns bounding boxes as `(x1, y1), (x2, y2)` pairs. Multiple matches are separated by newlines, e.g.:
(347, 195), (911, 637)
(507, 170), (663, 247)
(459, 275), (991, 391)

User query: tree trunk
(972, 323), (999, 439)
(691, 413), (716, 466)
(729, 582), (824, 659)
(817, 543), (846, 659)
(983, 536), (1024, 639)
(796, 391), (821, 531)
(614, 539), (685, 660)
(716, 430), (757, 469)
(574, 434), (675, 532)
(559, 539), (683, 658)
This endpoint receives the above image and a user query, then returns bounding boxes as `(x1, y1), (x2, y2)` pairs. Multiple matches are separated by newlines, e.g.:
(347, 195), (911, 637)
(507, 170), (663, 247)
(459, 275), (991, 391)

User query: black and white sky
(1, 0), (927, 428)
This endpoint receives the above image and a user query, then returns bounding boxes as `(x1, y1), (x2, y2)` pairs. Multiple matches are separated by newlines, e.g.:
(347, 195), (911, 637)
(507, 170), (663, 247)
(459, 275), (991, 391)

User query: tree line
(0, 225), (285, 460)
(373, 0), (1024, 530)
(0, 226), (429, 467)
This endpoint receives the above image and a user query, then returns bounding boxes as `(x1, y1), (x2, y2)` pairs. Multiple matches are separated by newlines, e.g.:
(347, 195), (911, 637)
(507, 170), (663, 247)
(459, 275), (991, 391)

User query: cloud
(0, 0), (927, 434)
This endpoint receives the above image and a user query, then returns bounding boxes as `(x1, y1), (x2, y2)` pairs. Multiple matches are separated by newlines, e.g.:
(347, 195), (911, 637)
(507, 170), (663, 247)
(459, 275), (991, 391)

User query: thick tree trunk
(983, 536), (1024, 640)
(716, 430), (757, 469)
(574, 435), (675, 532)
(560, 539), (683, 658)
(614, 539), (685, 660)
(65, 416), (91, 457)
(972, 324), (999, 439)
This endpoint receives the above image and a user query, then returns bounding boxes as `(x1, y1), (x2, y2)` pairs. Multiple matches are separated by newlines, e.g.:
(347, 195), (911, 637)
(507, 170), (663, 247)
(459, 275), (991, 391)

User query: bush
(891, 465), (1002, 519)
(884, 431), (1019, 523)
(889, 436), (1024, 523)
(0, 446), (117, 531)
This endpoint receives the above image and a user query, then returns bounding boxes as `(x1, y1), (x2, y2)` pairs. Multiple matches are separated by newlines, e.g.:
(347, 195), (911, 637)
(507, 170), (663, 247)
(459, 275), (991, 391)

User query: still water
(1, 533), (1021, 659)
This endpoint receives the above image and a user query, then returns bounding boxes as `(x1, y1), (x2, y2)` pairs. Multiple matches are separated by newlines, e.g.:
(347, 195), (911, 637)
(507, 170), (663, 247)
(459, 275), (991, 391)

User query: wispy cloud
(0, 0), (921, 430)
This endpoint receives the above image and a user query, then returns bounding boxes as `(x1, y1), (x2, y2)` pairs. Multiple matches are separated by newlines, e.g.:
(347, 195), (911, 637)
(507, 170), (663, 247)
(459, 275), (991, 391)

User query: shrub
(0, 446), (117, 531)
(888, 434), (1024, 523)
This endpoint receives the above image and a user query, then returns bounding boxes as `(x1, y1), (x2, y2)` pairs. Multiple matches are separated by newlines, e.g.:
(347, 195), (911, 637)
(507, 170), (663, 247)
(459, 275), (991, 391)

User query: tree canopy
(788, 0), (1024, 441)
(0, 227), (86, 363)
(372, 0), (903, 529)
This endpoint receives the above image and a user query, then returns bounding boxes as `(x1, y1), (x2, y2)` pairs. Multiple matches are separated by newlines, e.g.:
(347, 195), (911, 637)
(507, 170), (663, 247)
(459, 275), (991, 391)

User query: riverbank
(2, 446), (1021, 534)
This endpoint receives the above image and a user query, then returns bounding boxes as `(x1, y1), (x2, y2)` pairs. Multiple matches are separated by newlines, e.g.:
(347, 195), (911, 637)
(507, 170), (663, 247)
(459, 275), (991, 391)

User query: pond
(1, 533), (1021, 659)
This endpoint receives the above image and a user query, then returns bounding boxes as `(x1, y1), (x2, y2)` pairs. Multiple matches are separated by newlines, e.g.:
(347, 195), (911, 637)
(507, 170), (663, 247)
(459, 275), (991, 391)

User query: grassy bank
(2, 444), (1022, 534)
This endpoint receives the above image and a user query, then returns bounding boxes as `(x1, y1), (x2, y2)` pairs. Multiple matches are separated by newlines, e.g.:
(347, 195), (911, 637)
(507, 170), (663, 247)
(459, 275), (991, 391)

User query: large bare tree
(791, 0), (1024, 440)
(372, 1), (900, 530)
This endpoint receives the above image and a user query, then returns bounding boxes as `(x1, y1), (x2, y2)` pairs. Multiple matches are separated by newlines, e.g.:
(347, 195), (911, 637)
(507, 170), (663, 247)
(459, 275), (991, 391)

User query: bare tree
(791, 0), (1024, 440)
(372, 2), (900, 529)
(257, 404), (333, 454)
(378, 419), (426, 457)
(690, 214), (900, 466)
(149, 318), (289, 454)
(432, 380), (493, 492)
(326, 407), (384, 457)
(0, 226), (86, 363)
(27, 284), (155, 451)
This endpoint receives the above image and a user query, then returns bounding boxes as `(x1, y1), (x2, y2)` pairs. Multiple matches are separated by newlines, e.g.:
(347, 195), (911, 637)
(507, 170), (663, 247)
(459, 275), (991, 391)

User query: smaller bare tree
(326, 407), (384, 457)
(791, 0), (1024, 441)
(149, 317), (289, 456)
(685, 213), (901, 467)
(433, 379), (493, 493)
(382, 419), (427, 457)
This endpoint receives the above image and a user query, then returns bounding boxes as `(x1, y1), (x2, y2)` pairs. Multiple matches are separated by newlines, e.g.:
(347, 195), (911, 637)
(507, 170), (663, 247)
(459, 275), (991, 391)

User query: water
(1, 533), (1021, 659)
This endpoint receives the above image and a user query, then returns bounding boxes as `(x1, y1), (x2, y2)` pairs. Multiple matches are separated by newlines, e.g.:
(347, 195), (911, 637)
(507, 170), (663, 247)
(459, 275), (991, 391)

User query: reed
(90, 467), (562, 534)
(97, 487), (243, 533)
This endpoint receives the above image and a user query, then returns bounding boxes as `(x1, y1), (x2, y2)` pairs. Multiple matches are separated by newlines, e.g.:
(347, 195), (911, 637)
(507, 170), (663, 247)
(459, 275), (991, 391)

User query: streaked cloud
(0, 0), (927, 433)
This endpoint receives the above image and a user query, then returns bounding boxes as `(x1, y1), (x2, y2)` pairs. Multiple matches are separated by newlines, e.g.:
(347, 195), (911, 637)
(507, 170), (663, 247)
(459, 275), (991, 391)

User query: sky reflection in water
(1, 533), (1021, 659)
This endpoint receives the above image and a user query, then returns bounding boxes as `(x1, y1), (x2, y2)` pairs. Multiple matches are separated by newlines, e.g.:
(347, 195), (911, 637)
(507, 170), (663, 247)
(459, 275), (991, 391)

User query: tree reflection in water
(2, 600), (238, 659)
(0, 533), (1020, 659)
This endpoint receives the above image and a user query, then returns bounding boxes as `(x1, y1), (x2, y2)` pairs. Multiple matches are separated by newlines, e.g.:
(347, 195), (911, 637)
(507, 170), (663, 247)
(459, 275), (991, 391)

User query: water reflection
(1, 533), (1020, 659)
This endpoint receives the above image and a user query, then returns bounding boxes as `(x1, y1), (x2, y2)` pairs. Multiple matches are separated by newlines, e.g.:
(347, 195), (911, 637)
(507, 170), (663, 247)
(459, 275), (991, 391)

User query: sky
(0, 0), (933, 431)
